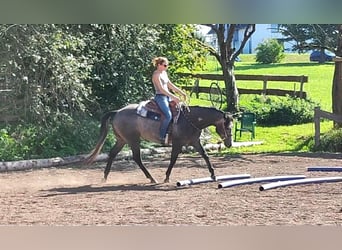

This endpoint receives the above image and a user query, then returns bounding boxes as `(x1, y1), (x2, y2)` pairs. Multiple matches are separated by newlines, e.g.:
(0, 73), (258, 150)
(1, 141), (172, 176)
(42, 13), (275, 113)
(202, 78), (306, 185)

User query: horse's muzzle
(223, 137), (232, 148)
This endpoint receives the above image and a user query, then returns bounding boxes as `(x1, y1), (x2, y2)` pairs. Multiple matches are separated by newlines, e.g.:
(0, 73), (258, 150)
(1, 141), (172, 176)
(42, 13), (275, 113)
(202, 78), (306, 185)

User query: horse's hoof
(163, 178), (170, 183)
(150, 179), (158, 184)
(102, 178), (107, 183)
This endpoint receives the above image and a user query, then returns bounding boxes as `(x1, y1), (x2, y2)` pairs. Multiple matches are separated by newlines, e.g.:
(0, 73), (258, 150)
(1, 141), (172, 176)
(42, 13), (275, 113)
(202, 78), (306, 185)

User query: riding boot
(160, 134), (169, 146)
(164, 133), (169, 145)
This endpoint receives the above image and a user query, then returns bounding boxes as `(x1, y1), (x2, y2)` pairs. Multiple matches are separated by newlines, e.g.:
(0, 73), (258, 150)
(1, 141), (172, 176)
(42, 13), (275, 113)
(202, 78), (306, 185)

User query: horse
(85, 103), (234, 183)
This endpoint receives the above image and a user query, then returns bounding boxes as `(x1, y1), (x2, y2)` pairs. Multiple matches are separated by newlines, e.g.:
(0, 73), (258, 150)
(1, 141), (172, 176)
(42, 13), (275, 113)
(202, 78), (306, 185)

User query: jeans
(154, 94), (172, 139)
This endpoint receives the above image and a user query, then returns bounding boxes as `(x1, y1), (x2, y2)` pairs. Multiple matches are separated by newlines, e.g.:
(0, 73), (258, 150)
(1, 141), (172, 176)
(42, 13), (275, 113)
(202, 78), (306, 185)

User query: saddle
(136, 99), (182, 145)
(136, 99), (180, 123)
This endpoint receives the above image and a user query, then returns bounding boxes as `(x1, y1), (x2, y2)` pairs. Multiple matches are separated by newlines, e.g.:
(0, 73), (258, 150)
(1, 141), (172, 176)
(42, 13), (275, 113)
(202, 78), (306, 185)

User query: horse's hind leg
(192, 140), (216, 179)
(104, 139), (125, 181)
(130, 142), (157, 184)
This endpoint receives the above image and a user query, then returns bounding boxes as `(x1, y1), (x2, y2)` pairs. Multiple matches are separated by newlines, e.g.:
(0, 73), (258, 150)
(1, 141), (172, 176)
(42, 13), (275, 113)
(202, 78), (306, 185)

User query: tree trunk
(223, 63), (239, 113)
(203, 24), (254, 113)
(332, 59), (342, 128)
(332, 25), (342, 128)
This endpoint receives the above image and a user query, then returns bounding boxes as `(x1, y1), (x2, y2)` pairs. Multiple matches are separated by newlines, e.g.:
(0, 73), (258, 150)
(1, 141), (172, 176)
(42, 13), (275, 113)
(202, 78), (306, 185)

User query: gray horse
(85, 104), (233, 183)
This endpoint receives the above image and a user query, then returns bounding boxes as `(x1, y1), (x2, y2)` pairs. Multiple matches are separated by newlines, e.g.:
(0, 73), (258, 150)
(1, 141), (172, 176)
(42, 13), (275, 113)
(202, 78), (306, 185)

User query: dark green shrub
(0, 117), (116, 161)
(255, 39), (285, 64)
(0, 128), (18, 161)
(240, 95), (319, 126)
(315, 128), (342, 152)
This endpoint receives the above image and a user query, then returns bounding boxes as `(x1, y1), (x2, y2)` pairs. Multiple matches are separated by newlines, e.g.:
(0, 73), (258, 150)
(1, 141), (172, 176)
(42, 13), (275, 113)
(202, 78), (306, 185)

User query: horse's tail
(84, 111), (117, 164)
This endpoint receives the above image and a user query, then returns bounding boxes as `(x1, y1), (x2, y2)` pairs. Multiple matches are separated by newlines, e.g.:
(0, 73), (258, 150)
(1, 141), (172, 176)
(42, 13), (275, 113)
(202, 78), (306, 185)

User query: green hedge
(315, 128), (342, 152)
(0, 118), (115, 161)
(238, 95), (319, 126)
(255, 39), (285, 64)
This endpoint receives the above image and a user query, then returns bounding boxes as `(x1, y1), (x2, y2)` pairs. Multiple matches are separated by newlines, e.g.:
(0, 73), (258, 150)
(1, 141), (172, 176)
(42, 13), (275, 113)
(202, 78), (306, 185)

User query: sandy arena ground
(0, 152), (342, 225)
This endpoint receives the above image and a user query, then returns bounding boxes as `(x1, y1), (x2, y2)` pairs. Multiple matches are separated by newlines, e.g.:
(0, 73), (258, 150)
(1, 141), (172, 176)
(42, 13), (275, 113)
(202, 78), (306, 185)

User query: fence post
(262, 77), (267, 95)
(190, 78), (200, 98)
(314, 106), (321, 147)
(299, 75), (305, 98)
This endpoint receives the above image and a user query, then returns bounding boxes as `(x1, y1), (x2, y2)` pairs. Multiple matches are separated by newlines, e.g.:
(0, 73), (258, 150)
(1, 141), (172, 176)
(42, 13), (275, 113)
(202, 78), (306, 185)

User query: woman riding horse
(151, 57), (187, 145)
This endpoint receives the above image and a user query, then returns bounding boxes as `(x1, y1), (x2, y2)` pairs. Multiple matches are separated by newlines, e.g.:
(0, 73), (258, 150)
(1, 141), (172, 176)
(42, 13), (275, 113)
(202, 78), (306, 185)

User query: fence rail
(314, 107), (342, 147)
(178, 73), (308, 99)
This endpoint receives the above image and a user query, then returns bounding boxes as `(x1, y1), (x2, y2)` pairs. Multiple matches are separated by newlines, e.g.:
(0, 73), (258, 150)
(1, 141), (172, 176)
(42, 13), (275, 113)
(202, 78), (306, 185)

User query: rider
(152, 56), (187, 145)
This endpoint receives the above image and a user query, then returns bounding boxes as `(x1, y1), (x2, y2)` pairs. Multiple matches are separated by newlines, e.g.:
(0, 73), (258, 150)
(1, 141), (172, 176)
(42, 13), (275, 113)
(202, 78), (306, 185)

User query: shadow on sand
(40, 182), (183, 197)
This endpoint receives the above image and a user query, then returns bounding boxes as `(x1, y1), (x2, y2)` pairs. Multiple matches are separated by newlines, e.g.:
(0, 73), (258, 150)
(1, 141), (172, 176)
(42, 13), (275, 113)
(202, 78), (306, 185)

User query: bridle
(217, 114), (233, 144)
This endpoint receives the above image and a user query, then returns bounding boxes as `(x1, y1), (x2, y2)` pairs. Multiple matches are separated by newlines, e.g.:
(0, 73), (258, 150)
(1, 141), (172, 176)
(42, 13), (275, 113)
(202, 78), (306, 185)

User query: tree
(82, 24), (161, 113)
(0, 24), (208, 122)
(0, 24), (92, 123)
(85, 24), (207, 114)
(280, 24), (342, 127)
(0, 24), (217, 160)
(201, 24), (255, 112)
(332, 25), (342, 128)
(255, 38), (285, 64)
(280, 24), (337, 63)
(157, 24), (207, 73)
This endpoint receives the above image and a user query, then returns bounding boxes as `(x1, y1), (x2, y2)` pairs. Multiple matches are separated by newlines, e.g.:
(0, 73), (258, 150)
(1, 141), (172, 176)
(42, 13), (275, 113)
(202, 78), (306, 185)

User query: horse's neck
(185, 106), (219, 128)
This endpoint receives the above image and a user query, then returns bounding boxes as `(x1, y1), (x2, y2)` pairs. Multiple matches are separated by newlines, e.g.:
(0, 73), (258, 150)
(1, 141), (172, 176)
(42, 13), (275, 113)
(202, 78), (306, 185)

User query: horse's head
(215, 112), (234, 148)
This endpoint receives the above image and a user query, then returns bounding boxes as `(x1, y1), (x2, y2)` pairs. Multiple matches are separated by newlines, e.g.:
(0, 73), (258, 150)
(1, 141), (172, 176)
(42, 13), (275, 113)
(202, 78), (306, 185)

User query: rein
(216, 132), (232, 144)
(181, 105), (202, 131)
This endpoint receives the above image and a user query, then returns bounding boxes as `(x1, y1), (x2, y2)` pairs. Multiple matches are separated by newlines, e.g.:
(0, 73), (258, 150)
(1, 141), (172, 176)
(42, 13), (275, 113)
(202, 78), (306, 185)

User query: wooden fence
(314, 107), (342, 147)
(178, 73), (308, 99)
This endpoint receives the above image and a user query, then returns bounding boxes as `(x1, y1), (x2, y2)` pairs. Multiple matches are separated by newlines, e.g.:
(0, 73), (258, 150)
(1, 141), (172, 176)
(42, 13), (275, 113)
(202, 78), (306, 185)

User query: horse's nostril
(224, 139), (232, 148)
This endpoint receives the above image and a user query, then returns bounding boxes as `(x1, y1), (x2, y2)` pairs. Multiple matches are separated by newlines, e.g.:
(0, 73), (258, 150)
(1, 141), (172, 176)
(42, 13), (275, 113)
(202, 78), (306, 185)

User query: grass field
(186, 53), (335, 154)
(196, 53), (334, 111)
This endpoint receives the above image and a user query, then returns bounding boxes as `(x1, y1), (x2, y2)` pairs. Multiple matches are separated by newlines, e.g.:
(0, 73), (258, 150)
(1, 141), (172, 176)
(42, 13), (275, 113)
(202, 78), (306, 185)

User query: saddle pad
(136, 101), (149, 117)
(136, 101), (161, 121)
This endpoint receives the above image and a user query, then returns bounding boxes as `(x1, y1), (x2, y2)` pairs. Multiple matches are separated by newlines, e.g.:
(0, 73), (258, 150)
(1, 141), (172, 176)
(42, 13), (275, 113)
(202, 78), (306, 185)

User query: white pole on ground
(218, 175), (306, 189)
(259, 176), (342, 191)
(176, 174), (251, 187)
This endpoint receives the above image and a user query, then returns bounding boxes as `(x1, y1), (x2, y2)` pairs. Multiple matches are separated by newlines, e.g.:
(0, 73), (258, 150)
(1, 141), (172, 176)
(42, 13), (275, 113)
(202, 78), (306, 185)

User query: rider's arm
(167, 81), (187, 101)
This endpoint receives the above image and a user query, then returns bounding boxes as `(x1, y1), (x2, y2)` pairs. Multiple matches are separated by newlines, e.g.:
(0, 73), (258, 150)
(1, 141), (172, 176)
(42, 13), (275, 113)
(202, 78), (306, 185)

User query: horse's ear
(231, 112), (240, 119)
(224, 112), (231, 117)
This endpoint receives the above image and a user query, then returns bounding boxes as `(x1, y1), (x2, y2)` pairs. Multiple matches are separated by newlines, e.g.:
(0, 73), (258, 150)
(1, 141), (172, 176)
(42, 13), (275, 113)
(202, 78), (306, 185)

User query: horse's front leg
(130, 142), (157, 183)
(164, 144), (182, 183)
(192, 140), (216, 179)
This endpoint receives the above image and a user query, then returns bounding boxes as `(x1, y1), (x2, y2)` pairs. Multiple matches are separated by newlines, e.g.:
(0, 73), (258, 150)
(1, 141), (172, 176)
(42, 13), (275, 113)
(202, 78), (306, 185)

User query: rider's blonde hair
(152, 57), (169, 67)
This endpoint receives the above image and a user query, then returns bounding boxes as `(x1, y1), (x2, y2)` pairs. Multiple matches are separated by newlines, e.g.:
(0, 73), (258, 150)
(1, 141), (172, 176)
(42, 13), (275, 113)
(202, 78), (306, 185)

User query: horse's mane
(183, 105), (223, 114)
